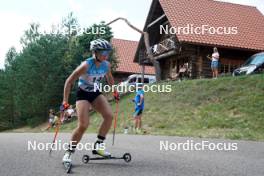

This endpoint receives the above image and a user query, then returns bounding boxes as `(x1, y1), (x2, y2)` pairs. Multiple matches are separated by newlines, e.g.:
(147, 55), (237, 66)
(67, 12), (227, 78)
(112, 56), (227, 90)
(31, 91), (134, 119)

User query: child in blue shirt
(132, 83), (144, 133)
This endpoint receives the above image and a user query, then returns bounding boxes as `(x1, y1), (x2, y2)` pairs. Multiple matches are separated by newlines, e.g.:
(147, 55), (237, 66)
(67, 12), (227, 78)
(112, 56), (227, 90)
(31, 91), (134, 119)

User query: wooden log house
(134, 0), (264, 80)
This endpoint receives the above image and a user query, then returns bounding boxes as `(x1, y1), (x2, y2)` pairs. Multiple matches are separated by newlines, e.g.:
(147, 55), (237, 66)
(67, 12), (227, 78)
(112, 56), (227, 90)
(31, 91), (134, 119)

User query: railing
(138, 37), (179, 63)
(152, 37), (178, 56)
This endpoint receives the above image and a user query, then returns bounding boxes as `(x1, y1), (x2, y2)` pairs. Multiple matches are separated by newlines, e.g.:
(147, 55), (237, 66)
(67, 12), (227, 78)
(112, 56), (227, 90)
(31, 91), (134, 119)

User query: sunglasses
(99, 50), (111, 56)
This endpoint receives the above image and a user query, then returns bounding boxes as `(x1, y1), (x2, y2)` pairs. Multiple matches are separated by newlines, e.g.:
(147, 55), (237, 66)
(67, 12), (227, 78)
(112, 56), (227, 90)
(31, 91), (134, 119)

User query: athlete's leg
(70, 100), (91, 147)
(90, 95), (113, 156)
(62, 100), (91, 163)
(92, 95), (113, 137)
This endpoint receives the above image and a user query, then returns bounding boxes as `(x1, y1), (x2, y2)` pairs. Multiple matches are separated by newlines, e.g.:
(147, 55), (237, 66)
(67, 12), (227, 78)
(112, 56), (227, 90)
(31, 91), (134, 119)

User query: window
(144, 78), (149, 83)
(129, 77), (136, 83)
(244, 54), (264, 66)
(137, 77), (149, 83)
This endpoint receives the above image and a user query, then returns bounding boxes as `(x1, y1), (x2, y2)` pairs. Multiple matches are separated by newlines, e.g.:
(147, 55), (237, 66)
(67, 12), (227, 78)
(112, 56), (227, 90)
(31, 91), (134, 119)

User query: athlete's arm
(105, 63), (115, 86)
(63, 62), (88, 104)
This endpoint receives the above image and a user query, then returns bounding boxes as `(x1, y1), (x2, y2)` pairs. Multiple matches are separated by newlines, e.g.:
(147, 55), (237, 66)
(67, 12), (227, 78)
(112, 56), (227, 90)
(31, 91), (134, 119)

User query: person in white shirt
(64, 105), (75, 121)
(207, 47), (220, 78)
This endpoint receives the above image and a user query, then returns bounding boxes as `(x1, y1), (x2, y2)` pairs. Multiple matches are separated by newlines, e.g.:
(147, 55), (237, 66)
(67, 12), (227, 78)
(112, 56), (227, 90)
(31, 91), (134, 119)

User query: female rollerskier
(62, 38), (119, 165)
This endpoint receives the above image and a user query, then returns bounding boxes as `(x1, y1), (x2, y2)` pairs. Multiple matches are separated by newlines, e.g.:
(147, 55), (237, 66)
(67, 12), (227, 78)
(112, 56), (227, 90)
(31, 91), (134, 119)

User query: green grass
(14, 74), (264, 141)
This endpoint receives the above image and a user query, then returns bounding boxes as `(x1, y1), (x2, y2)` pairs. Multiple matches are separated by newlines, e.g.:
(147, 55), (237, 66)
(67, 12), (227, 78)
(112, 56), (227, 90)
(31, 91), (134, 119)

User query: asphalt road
(0, 133), (264, 176)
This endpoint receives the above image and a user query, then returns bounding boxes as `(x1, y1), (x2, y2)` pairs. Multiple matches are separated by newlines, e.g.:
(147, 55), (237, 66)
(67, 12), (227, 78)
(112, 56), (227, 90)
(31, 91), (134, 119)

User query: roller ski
(82, 152), (132, 164)
(82, 143), (132, 163)
(62, 151), (73, 174)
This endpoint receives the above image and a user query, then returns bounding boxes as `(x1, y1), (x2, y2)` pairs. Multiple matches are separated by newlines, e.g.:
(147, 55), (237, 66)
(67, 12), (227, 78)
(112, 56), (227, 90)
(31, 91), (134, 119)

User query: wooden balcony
(152, 37), (178, 56)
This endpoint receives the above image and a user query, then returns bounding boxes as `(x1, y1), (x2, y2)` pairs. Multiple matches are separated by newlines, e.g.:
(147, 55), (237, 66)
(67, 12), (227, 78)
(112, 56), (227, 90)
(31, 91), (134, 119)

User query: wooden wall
(158, 43), (257, 80)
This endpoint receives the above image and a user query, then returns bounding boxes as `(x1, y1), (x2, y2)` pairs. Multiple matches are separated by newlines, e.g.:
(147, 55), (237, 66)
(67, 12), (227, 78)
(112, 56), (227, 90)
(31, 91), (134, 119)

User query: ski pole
(112, 98), (119, 146)
(49, 103), (69, 156)
(49, 112), (62, 156)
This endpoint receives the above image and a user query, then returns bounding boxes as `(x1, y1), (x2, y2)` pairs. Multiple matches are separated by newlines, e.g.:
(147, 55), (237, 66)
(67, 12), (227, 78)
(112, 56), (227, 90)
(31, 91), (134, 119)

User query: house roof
(112, 38), (155, 74)
(158, 0), (264, 51)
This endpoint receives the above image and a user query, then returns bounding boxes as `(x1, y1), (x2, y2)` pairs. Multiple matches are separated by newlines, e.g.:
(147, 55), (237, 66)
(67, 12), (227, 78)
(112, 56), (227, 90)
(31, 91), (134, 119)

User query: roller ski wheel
(123, 153), (132, 163)
(82, 155), (90, 164)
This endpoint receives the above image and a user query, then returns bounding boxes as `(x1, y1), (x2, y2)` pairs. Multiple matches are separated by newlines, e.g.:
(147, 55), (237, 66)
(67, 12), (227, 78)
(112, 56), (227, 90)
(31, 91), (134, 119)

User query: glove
(113, 90), (120, 101)
(60, 102), (70, 112)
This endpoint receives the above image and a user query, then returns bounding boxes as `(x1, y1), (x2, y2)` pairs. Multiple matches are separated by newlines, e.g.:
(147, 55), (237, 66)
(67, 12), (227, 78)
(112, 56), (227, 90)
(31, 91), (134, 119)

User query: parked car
(233, 52), (264, 76)
(119, 74), (156, 87)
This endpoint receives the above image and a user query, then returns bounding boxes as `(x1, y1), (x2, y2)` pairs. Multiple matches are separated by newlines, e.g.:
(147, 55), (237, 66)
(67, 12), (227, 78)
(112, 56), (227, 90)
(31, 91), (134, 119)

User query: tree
(0, 13), (118, 129)
(20, 23), (41, 47)
(0, 70), (10, 130)
(5, 47), (17, 68)
(62, 12), (79, 38)
(0, 47), (19, 129)
(14, 34), (69, 127)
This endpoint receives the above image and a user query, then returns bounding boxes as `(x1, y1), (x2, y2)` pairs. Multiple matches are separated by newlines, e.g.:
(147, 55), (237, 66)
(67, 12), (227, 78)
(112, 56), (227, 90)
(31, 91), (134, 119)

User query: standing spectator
(132, 83), (145, 134)
(208, 47), (220, 79)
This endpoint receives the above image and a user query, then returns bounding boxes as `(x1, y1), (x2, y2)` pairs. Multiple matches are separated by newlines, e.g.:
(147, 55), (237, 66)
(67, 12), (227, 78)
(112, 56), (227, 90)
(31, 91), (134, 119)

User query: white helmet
(90, 39), (112, 51)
